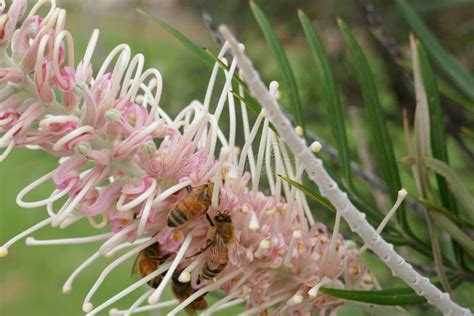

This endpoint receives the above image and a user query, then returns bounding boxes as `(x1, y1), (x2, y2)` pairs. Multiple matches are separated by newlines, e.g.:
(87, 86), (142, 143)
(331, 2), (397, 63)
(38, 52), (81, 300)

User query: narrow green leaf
(338, 19), (406, 228)
(409, 48), (458, 292)
(319, 287), (425, 305)
(411, 34), (431, 197)
(250, 2), (305, 134)
(298, 11), (352, 184)
(231, 91), (260, 116)
(320, 277), (462, 306)
(232, 91), (278, 135)
(430, 212), (474, 257)
(417, 41), (457, 213)
(205, 48), (247, 91)
(136, 8), (213, 67)
(424, 157), (474, 222)
(396, 0), (474, 101)
(278, 175), (336, 213)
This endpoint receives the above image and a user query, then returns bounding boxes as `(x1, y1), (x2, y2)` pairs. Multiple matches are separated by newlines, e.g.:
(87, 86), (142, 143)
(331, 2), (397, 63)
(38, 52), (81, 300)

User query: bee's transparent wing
(229, 239), (252, 268)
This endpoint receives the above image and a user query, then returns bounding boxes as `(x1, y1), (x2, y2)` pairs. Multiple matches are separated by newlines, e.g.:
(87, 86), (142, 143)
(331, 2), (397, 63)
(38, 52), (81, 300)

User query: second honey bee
(191, 211), (234, 280)
(167, 183), (215, 227)
(132, 242), (169, 288)
(171, 269), (208, 316)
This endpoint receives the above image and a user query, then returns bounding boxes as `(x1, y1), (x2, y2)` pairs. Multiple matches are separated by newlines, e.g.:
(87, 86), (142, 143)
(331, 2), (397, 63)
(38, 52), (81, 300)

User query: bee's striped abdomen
(202, 264), (226, 280)
(167, 208), (188, 227)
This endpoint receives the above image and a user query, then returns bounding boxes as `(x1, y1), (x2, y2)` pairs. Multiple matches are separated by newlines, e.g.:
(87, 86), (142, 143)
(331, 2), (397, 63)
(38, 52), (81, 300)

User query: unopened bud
(142, 141), (157, 155)
(75, 142), (91, 156)
(105, 109), (121, 122)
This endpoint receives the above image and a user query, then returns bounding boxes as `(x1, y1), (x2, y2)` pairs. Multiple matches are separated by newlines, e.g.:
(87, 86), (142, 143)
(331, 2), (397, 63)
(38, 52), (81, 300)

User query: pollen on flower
(172, 230), (183, 241)
(0, 246), (8, 257)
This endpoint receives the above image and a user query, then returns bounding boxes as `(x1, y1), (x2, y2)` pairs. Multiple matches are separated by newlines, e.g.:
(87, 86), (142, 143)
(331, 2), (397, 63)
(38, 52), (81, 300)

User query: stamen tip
(148, 295), (159, 305)
(269, 81), (279, 91)
(83, 302), (94, 313)
(292, 230), (303, 239)
(260, 239), (271, 249)
(62, 286), (72, 294)
(0, 246), (8, 257)
(398, 188), (407, 198)
(249, 211), (260, 232)
(287, 294), (303, 305)
(226, 169), (238, 182)
(295, 126), (304, 136)
(25, 237), (35, 245)
(308, 288), (318, 298)
(109, 308), (121, 316)
(310, 141), (322, 153)
(178, 271), (191, 283)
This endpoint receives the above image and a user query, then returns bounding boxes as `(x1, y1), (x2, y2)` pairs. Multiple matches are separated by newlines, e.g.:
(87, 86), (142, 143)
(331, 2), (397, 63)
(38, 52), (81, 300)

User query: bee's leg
(186, 239), (214, 259)
(205, 213), (214, 227)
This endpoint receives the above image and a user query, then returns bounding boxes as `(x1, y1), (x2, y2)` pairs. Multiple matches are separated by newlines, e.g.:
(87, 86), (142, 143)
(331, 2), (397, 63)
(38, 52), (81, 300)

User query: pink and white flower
(0, 1), (383, 315)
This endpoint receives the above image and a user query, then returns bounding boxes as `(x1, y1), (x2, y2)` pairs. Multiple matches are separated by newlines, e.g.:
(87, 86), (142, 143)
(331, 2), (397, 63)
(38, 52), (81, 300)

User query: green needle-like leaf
(396, 0), (474, 101)
(319, 287), (425, 305)
(298, 11), (352, 185)
(320, 276), (462, 306)
(136, 8), (213, 67)
(250, 2), (305, 134)
(338, 19), (407, 229)
(417, 41), (457, 213)
(279, 175), (335, 213)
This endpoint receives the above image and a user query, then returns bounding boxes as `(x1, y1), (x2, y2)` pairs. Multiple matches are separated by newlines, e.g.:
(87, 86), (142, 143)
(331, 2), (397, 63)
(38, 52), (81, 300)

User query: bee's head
(214, 210), (231, 223)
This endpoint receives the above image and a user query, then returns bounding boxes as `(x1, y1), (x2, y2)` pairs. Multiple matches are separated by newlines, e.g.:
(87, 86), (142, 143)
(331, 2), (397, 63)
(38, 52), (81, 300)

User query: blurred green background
(1, 0), (473, 315)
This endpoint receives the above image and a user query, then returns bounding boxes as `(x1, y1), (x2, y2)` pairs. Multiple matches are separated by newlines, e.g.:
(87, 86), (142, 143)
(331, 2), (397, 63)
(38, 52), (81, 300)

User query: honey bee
(171, 269), (208, 316)
(167, 183), (215, 227)
(191, 211), (234, 280)
(132, 242), (169, 288)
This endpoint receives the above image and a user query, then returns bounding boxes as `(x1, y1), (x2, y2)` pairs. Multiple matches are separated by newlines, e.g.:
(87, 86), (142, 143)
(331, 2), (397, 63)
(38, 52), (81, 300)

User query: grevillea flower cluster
(1, 1), (468, 316)
(0, 1), (373, 314)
